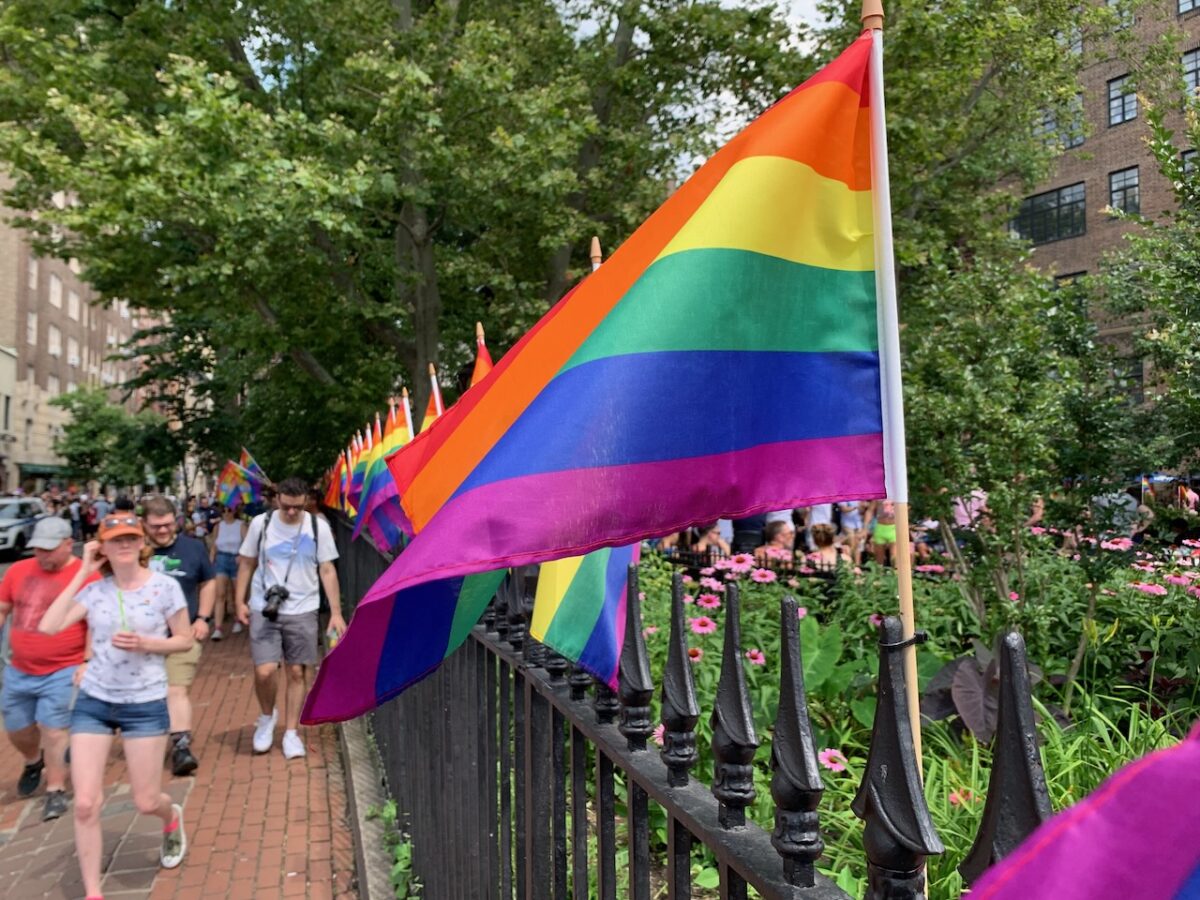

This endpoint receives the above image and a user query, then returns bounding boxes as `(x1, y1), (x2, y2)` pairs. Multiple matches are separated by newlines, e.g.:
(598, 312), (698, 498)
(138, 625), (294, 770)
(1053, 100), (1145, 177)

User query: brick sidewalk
(0, 629), (358, 900)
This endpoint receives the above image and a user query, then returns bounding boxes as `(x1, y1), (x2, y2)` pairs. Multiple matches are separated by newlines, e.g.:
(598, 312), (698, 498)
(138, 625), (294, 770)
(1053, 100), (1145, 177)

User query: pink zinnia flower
(638, 591), (646, 600)
(787, 578), (799, 588)
(681, 574), (694, 584)
(729, 561), (753, 575)
(868, 613), (884, 628)
(1130, 582), (1168, 596)
(682, 594), (695, 605)
(1102, 537), (1133, 551)
(689, 616), (717, 635)
(765, 547), (792, 561)
(914, 564), (945, 574)
(751, 568), (777, 583)
(1132, 563), (1157, 573)
(1183, 539), (1200, 548)
(730, 553), (755, 567)
(1029, 526), (1047, 535)
(796, 606), (808, 619)
(798, 566), (815, 575)
(688, 647), (703, 663)
(724, 572), (739, 580)
(699, 577), (724, 591)
(1189, 587), (1200, 600)
(643, 625), (659, 638)
(713, 558), (733, 570)
(949, 789), (976, 807)
(745, 648), (766, 666)
(699, 567), (715, 577)
(1166, 574), (1190, 586)
(1008, 591), (1020, 601)
(696, 593), (721, 610)
(652, 724), (665, 746)
(818, 748), (847, 772)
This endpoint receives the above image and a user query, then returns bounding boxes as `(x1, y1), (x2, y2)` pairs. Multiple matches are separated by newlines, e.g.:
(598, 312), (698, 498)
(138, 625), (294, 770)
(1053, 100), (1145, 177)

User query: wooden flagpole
(862, 0), (923, 770)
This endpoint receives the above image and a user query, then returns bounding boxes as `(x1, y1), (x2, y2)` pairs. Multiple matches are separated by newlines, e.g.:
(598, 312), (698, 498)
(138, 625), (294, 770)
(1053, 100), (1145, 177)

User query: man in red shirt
(0, 517), (97, 820)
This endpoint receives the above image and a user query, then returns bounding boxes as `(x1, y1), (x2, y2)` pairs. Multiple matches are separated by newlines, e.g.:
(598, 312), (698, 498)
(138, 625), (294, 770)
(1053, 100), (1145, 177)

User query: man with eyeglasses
(142, 495), (216, 776)
(235, 477), (343, 759)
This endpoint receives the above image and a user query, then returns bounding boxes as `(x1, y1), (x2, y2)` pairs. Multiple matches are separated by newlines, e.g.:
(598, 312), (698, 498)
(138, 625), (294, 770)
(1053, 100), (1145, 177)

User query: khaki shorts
(166, 640), (202, 688)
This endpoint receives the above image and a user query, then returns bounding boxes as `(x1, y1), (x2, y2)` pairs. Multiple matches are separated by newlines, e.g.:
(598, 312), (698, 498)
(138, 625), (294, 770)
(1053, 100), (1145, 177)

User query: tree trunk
(542, 7), (638, 304)
(396, 204), (441, 419)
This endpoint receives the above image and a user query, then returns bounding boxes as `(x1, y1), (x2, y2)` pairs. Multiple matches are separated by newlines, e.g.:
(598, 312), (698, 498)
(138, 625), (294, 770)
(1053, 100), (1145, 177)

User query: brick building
(0, 204), (142, 492)
(1013, 0), (1200, 393)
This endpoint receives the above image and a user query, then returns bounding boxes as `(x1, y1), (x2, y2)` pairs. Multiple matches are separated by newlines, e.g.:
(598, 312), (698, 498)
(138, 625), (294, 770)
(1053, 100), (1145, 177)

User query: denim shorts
(214, 551), (239, 579)
(1, 664), (77, 731)
(70, 691), (169, 737)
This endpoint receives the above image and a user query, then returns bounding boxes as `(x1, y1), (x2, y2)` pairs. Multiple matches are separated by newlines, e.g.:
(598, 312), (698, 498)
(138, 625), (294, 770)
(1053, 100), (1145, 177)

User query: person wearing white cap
(0, 517), (97, 821)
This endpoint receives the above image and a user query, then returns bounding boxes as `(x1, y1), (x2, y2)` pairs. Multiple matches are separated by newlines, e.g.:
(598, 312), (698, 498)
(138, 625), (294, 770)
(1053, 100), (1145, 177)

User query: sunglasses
(101, 516), (142, 530)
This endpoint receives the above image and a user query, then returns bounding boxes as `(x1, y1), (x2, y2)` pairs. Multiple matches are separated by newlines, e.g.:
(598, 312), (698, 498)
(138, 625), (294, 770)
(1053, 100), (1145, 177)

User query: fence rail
(329, 515), (1052, 900)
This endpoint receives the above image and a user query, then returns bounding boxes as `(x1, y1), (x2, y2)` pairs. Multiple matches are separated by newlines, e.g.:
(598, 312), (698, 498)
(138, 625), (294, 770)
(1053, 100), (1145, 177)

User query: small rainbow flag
(305, 33), (890, 723)
(531, 545), (639, 686)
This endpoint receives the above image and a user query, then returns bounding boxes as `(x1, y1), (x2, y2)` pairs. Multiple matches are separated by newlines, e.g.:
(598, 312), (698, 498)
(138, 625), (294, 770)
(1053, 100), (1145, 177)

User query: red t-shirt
(0, 557), (97, 675)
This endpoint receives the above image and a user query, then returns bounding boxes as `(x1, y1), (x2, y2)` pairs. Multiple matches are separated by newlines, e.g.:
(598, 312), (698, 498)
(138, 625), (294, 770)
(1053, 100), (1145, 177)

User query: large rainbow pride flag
(304, 33), (888, 723)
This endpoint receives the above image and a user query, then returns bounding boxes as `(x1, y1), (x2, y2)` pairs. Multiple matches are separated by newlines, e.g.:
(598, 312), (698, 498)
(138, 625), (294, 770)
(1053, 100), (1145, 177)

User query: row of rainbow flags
(322, 324), (494, 551)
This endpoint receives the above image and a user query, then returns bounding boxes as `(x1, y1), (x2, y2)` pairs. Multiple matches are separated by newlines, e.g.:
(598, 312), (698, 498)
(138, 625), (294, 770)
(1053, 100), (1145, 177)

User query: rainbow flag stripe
(531, 545), (638, 687)
(304, 35), (884, 723)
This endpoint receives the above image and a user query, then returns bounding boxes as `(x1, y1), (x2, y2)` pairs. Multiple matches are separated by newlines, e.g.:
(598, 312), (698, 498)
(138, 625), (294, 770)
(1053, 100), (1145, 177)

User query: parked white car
(0, 499), (49, 556)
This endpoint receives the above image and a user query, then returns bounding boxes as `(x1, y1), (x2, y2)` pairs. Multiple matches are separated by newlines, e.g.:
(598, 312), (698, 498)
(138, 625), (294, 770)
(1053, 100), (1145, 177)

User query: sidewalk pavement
(0, 628), (359, 899)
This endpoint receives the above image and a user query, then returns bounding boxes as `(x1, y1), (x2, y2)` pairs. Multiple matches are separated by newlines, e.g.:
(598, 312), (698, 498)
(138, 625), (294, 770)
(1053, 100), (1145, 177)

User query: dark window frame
(1108, 75), (1138, 126)
(1108, 166), (1140, 214)
(1184, 48), (1200, 95)
(1013, 183), (1087, 245)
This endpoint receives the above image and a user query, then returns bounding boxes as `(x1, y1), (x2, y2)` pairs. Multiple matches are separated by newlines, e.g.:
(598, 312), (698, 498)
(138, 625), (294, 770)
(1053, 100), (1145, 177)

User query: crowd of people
(656, 482), (1200, 573)
(0, 478), (343, 900)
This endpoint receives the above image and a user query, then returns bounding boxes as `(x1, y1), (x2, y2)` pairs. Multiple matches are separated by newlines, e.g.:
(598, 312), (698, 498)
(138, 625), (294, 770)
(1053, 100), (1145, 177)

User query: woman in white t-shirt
(39, 514), (193, 898)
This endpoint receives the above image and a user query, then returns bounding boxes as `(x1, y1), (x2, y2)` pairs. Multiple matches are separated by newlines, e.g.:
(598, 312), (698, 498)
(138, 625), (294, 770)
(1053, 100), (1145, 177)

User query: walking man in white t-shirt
(234, 477), (345, 759)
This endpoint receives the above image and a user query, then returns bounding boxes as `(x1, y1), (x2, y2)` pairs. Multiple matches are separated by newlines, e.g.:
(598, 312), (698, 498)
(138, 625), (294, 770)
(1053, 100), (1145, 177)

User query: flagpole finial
(861, 0), (884, 29)
(402, 386), (410, 399)
(476, 321), (485, 342)
(590, 236), (603, 270)
(428, 362), (437, 377)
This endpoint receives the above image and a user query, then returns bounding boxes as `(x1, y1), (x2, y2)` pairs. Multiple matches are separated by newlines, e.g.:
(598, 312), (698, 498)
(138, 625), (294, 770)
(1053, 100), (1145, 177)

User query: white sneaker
(252, 709), (277, 753)
(281, 730), (306, 760)
(210, 627), (224, 642)
(231, 621), (244, 634)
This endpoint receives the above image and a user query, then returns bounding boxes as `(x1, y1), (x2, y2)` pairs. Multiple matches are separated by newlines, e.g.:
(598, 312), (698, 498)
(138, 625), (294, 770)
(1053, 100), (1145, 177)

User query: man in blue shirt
(143, 495), (216, 776)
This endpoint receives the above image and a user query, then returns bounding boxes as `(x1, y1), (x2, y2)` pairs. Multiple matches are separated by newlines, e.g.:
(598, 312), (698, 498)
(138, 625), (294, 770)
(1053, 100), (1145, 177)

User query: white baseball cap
(28, 517), (73, 550)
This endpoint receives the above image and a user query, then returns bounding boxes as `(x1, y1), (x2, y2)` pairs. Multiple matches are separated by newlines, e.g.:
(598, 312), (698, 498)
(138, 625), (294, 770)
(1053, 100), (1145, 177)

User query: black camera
(262, 584), (290, 621)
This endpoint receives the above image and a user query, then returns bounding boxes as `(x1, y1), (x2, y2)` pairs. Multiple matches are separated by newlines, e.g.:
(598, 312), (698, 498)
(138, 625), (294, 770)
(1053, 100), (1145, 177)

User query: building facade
(1014, 2), (1200, 348)
(0, 212), (140, 492)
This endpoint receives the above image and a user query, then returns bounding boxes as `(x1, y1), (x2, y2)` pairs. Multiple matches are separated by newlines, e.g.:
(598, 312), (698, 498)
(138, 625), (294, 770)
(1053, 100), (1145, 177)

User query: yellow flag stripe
(657, 156), (875, 272)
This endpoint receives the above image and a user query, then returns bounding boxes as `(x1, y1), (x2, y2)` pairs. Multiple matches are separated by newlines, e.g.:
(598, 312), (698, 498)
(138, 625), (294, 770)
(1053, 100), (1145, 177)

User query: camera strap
(258, 510), (305, 591)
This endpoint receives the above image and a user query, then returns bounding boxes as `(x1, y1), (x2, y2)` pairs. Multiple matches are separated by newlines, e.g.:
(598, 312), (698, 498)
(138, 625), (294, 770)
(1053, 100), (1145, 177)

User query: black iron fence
(329, 515), (1052, 899)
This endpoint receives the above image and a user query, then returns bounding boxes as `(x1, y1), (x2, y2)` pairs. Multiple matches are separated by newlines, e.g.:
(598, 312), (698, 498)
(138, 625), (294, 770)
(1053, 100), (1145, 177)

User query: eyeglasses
(146, 521), (176, 531)
(102, 516), (141, 530)
(278, 502), (306, 512)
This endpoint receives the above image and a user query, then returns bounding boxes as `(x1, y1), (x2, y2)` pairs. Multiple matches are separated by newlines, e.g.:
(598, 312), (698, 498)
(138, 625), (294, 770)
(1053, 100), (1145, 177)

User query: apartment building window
(25, 312), (37, 346)
(1185, 49), (1200, 96)
(1115, 358), (1144, 406)
(1109, 166), (1140, 214)
(26, 257), (37, 290)
(1183, 0), (1199, 15)
(1034, 97), (1085, 150)
(48, 324), (61, 357)
(1106, 0), (1133, 29)
(68, 290), (80, 321)
(24, 419), (31, 451)
(48, 273), (62, 308)
(1108, 76), (1137, 125)
(1057, 25), (1083, 56)
(46, 374), (60, 397)
(3, 395), (9, 432)
(67, 337), (79, 367)
(1184, 149), (1198, 173)
(1012, 183), (1086, 245)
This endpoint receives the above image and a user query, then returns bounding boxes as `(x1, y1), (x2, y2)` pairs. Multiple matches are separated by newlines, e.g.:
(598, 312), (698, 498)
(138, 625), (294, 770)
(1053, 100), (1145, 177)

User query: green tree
(50, 388), (181, 489)
(0, 0), (804, 477)
(1089, 104), (1200, 472)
